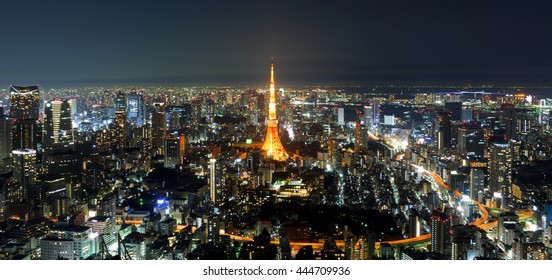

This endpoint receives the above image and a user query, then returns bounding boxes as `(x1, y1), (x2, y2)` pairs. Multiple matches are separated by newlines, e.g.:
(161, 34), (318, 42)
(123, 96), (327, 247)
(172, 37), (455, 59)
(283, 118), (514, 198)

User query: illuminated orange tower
(262, 60), (289, 161)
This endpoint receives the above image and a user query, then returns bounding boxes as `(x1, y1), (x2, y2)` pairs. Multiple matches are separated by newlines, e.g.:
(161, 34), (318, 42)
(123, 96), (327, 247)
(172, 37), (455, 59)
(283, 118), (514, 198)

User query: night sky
(1, 1), (552, 87)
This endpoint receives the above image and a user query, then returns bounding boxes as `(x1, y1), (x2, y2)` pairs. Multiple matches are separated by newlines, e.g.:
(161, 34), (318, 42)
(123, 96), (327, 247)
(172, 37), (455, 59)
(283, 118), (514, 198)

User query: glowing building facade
(10, 85), (40, 151)
(43, 100), (74, 154)
(261, 62), (289, 161)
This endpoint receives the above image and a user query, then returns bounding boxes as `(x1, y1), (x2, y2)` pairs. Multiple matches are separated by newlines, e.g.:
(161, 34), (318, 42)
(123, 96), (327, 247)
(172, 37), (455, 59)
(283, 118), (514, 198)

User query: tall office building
(368, 100), (380, 126)
(166, 106), (187, 134)
(489, 143), (512, 196)
(469, 168), (485, 201)
(10, 86), (40, 151)
(43, 100), (79, 176)
(12, 119), (40, 152)
(498, 212), (519, 245)
(43, 100), (74, 154)
(337, 107), (345, 126)
(363, 105), (371, 126)
(4, 177), (21, 204)
(113, 112), (126, 149)
(151, 103), (166, 156)
(9, 85), (40, 120)
(208, 157), (227, 209)
(0, 192), (5, 222)
(209, 158), (219, 205)
(430, 211), (452, 255)
(457, 121), (485, 162)
(450, 224), (468, 260)
(408, 214), (421, 238)
(126, 91), (145, 127)
(354, 124), (368, 153)
(12, 149), (37, 201)
(500, 103), (516, 141)
(163, 135), (185, 168)
(435, 110), (452, 151)
(364, 102), (380, 127)
(445, 102), (463, 121)
(0, 109), (12, 170)
(461, 104), (473, 122)
(114, 91), (126, 112)
(113, 92), (127, 149)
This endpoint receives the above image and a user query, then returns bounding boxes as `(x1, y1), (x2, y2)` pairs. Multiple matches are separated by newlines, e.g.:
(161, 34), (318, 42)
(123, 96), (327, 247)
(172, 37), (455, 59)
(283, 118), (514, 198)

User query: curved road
(221, 164), (530, 253)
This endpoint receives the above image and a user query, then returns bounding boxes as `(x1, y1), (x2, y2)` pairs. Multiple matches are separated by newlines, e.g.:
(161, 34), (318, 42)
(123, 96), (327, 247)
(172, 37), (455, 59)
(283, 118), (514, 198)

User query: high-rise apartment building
(489, 143), (512, 196)
(430, 211), (452, 255)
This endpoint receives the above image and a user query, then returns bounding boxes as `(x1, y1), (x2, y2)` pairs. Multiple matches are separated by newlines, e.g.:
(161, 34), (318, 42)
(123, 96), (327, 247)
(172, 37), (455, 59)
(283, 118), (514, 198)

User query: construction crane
(99, 235), (112, 260)
(118, 233), (132, 260)
(97, 233), (131, 260)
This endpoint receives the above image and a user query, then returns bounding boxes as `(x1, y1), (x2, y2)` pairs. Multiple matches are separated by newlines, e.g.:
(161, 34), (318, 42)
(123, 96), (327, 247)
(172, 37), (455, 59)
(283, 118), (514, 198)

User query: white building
(384, 115), (395, 126)
(87, 216), (116, 248)
(40, 225), (95, 260)
(337, 107), (345, 126)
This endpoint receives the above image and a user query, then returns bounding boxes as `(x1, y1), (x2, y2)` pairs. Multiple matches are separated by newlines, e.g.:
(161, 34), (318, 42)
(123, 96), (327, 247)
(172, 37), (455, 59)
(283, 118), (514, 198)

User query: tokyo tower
(261, 60), (289, 161)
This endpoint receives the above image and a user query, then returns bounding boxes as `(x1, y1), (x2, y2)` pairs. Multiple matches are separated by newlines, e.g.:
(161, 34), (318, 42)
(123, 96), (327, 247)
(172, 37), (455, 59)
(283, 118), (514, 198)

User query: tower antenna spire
(270, 57), (275, 84)
(262, 58), (288, 161)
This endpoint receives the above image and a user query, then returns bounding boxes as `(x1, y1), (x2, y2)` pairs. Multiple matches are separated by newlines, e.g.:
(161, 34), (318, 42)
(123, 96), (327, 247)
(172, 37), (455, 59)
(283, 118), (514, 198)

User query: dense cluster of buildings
(0, 65), (551, 260)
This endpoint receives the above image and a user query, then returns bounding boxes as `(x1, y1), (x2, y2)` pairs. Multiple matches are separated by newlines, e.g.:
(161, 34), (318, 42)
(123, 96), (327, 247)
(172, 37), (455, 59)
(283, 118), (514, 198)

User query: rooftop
(52, 225), (90, 233)
(10, 85), (39, 94)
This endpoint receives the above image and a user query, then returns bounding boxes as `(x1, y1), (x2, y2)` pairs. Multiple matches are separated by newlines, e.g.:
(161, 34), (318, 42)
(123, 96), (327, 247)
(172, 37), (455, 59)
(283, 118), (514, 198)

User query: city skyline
(2, 1), (552, 87)
(3, 1), (552, 264)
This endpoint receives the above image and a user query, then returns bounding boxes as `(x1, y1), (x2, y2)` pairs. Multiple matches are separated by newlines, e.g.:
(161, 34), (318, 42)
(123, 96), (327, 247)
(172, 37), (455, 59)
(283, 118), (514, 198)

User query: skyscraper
(43, 100), (74, 154)
(489, 143), (512, 196)
(261, 61), (289, 161)
(209, 158), (219, 206)
(127, 91), (145, 127)
(9, 85), (40, 120)
(469, 168), (485, 201)
(12, 149), (37, 201)
(151, 102), (166, 156)
(370, 99), (380, 126)
(163, 135), (185, 168)
(408, 214), (421, 238)
(113, 92), (127, 149)
(435, 110), (452, 151)
(115, 91), (126, 112)
(10, 85), (40, 151)
(13, 119), (39, 151)
(430, 211), (452, 255)
(457, 121), (485, 162)
(0, 109), (12, 171)
(500, 103), (516, 141)
(0, 192), (5, 222)
(354, 123), (367, 153)
(498, 212), (518, 245)
(337, 107), (345, 126)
